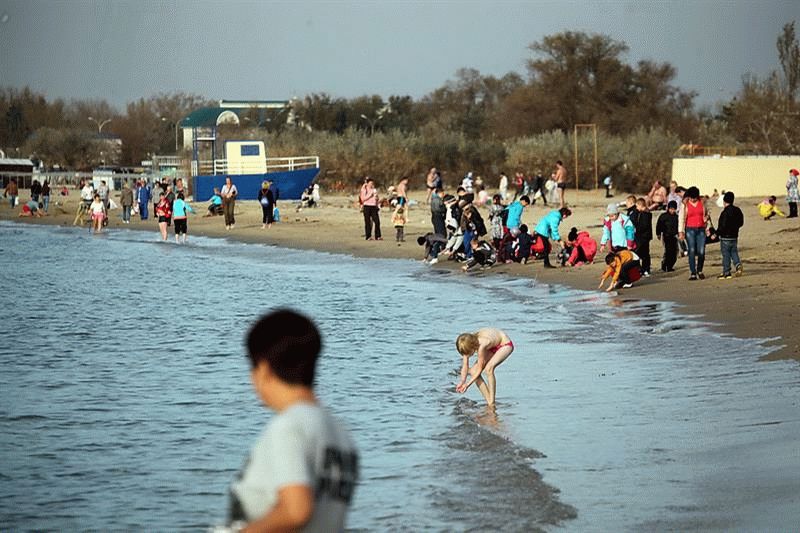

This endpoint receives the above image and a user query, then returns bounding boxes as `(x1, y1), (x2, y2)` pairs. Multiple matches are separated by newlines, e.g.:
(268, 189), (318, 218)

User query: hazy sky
(2, 0), (798, 110)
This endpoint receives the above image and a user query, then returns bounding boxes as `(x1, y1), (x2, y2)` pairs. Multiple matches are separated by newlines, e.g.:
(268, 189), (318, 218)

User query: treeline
(1, 26), (798, 192)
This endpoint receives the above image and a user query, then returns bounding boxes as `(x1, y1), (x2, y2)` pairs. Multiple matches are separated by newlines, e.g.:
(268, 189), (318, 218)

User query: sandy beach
(4, 187), (798, 361)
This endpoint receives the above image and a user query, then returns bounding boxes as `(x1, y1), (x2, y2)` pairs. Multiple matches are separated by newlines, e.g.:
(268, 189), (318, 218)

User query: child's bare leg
(484, 345), (514, 405)
(473, 374), (492, 404)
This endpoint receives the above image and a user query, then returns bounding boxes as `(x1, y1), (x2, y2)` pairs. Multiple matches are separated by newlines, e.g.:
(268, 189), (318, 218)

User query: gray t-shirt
(229, 402), (358, 532)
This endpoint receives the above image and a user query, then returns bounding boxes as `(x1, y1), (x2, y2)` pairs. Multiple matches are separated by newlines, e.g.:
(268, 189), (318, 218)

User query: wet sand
(4, 188), (798, 360)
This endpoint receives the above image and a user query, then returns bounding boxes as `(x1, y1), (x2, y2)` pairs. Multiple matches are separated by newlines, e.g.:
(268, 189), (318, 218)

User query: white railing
(192, 156), (319, 176)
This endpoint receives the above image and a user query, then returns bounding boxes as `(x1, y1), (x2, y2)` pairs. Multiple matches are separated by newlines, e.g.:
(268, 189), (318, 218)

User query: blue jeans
(720, 238), (740, 275)
(8, 195), (17, 208)
(42, 195), (50, 212)
(122, 205), (131, 222)
(463, 229), (474, 258)
(685, 227), (706, 275)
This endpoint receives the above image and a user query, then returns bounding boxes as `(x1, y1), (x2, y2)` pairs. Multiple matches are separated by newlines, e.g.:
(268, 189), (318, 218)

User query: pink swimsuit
(489, 340), (514, 354)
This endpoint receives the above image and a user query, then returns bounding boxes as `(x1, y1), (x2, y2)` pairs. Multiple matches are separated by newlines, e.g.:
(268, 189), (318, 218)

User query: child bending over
(598, 250), (641, 292)
(455, 328), (514, 405)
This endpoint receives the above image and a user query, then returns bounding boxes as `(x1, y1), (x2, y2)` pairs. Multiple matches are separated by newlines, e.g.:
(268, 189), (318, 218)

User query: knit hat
(606, 203), (618, 215)
(723, 191), (735, 204)
(667, 200), (678, 209)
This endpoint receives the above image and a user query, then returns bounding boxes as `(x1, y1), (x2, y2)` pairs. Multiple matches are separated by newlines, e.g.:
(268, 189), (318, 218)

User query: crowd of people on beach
(402, 163), (798, 290)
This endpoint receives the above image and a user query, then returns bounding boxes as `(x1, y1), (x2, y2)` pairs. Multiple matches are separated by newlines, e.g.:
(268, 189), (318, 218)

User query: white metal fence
(192, 156), (319, 176)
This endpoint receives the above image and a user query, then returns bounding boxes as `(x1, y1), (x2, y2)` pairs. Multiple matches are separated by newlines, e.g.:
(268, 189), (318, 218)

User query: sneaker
(717, 273), (732, 280)
(735, 264), (744, 277)
(643, 271), (651, 277)
(698, 272), (705, 280)
(689, 274), (698, 281)
(428, 257), (439, 265)
(622, 283), (633, 288)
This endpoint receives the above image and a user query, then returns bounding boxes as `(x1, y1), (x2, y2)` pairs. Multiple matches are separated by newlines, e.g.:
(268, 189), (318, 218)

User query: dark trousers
(432, 214), (447, 236)
(635, 239), (651, 273)
(395, 226), (404, 242)
(363, 205), (381, 239)
(720, 238), (741, 275)
(789, 202), (798, 218)
(605, 185), (613, 198)
(661, 236), (678, 271)
(536, 234), (552, 265)
(619, 260), (641, 285)
(223, 199), (236, 226)
(261, 204), (274, 224)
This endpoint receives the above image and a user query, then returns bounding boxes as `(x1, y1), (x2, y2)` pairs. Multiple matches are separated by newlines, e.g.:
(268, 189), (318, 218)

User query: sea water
(0, 222), (798, 531)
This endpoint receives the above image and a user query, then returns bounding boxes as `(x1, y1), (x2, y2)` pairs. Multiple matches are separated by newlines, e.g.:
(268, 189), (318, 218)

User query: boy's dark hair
(177, 192), (185, 200)
(246, 309), (321, 386)
(417, 235), (427, 245)
(568, 227), (579, 241)
(605, 252), (616, 265)
(675, 186), (686, 193)
(667, 200), (678, 209)
(560, 207), (572, 217)
(519, 224), (528, 233)
(519, 195), (530, 204)
(556, 160), (563, 165)
(723, 191), (735, 204)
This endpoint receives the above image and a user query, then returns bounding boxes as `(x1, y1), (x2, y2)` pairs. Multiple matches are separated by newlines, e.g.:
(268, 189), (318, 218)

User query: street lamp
(360, 113), (382, 135)
(88, 116), (112, 133)
(160, 117), (179, 152)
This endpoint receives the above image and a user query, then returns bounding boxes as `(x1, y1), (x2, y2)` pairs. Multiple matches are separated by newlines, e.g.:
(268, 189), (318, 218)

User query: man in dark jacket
(716, 191), (744, 279)
(430, 187), (447, 236)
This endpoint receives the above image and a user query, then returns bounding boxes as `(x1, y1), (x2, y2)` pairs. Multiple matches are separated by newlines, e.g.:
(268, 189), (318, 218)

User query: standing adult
(530, 171), (548, 206)
(554, 160), (568, 208)
(396, 177), (409, 207)
(498, 172), (509, 202)
(172, 192), (194, 244)
(98, 180), (110, 211)
(716, 191), (744, 279)
(430, 187), (447, 236)
(425, 167), (437, 204)
(534, 207), (571, 268)
(258, 180), (275, 229)
(4, 178), (19, 208)
(41, 180), (51, 213)
(137, 179), (151, 220)
(359, 177), (381, 240)
(30, 179), (42, 203)
(679, 186), (707, 281)
(786, 168), (799, 218)
(603, 175), (613, 198)
(221, 176), (238, 230)
(120, 181), (134, 224)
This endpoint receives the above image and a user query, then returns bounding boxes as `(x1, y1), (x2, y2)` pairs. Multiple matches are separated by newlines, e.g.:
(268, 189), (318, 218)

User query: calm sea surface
(1, 221), (798, 531)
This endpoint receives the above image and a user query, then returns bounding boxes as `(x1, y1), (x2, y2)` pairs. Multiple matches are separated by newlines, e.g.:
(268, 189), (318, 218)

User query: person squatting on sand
(456, 328), (514, 406)
(223, 309), (358, 532)
(598, 249), (642, 292)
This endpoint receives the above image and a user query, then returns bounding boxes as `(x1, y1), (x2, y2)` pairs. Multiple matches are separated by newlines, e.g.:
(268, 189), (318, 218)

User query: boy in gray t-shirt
(227, 310), (358, 532)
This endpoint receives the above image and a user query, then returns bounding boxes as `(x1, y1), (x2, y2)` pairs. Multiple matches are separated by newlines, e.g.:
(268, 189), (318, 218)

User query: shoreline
(4, 190), (798, 361)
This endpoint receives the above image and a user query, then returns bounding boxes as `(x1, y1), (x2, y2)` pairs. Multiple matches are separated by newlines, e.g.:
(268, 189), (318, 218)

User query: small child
(392, 205), (407, 243)
(506, 223), (532, 263)
(656, 200), (679, 271)
(89, 193), (106, 234)
(455, 328), (514, 406)
(598, 250), (642, 292)
(630, 198), (653, 276)
(462, 239), (496, 271)
(758, 196), (785, 220)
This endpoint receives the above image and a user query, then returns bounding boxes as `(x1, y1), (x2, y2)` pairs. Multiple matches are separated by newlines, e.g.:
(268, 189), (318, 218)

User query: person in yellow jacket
(758, 196), (785, 220)
(598, 250), (642, 292)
